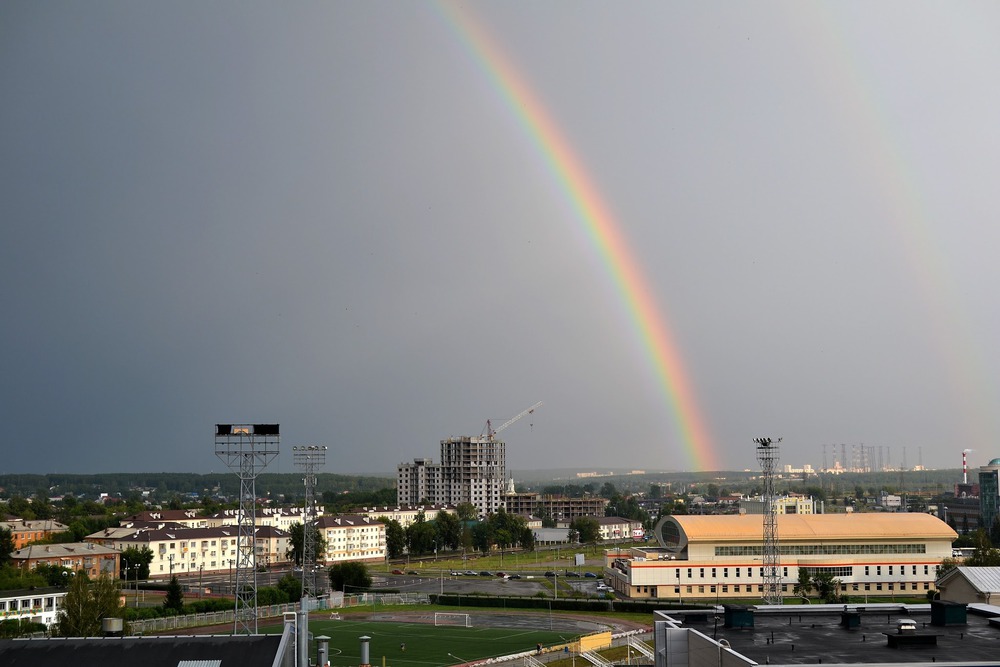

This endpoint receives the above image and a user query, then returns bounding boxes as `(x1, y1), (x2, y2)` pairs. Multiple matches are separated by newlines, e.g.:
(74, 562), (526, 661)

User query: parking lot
(373, 571), (611, 598)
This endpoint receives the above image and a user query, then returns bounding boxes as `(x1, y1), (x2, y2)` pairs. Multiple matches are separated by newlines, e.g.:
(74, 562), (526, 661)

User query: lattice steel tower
(215, 423), (279, 634)
(754, 436), (782, 604)
(293, 445), (327, 598)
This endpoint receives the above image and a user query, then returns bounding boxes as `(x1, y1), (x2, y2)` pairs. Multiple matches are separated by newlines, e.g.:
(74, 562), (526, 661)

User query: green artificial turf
(282, 618), (577, 667)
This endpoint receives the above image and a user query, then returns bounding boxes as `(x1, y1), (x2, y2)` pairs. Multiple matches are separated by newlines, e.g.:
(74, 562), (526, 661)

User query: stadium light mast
(293, 445), (327, 599)
(215, 423), (279, 634)
(754, 436), (782, 605)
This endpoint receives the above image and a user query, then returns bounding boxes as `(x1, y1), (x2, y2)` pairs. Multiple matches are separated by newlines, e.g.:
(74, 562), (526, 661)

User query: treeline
(0, 472), (394, 502)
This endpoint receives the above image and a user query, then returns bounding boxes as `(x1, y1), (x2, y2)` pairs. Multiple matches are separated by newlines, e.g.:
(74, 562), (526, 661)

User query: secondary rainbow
(436, 3), (719, 471)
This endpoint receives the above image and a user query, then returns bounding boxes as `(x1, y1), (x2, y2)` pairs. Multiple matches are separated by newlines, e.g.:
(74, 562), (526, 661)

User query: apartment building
(353, 505), (456, 528)
(0, 520), (70, 549)
(12, 542), (120, 578)
(86, 525), (291, 577)
(316, 515), (385, 564)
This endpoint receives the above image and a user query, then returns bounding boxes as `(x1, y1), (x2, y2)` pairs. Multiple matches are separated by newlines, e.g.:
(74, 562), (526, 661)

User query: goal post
(434, 612), (472, 628)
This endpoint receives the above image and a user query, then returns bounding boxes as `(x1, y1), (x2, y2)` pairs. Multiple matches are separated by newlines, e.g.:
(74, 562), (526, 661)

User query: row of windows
(715, 544), (927, 556)
(0, 597), (56, 611)
(662, 581), (932, 595)
(672, 564), (932, 579)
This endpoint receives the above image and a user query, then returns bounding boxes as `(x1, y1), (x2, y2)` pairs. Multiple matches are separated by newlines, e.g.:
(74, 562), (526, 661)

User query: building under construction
(397, 435), (506, 517)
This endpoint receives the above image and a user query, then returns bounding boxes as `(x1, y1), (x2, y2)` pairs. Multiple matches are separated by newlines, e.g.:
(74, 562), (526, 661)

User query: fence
(130, 592), (431, 634)
(130, 601), (312, 634)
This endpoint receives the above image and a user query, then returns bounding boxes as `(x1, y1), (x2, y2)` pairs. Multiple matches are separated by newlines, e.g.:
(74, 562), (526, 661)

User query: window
(876, 566), (881, 576)
(889, 566), (893, 575)
(864, 566), (870, 576)
(736, 568), (741, 578)
(699, 568), (705, 578)
(723, 568), (728, 577)
(687, 568), (692, 578)
(711, 568), (716, 578)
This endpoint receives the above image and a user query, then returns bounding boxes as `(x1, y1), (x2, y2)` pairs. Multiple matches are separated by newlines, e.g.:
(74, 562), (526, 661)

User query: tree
(966, 529), (1000, 566)
(811, 572), (841, 603)
(406, 519), (436, 555)
(163, 575), (184, 613)
(937, 557), (959, 578)
(286, 522), (328, 566)
(0, 528), (12, 568)
(276, 572), (302, 601)
(434, 510), (462, 551)
(328, 561), (371, 592)
(120, 546), (154, 580)
(793, 568), (813, 599)
(569, 517), (601, 544)
(991, 516), (1000, 547)
(32, 562), (73, 587)
(382, 519), (406, 559)
(55, 573), (125, 637)
(456, 502), (478, 521)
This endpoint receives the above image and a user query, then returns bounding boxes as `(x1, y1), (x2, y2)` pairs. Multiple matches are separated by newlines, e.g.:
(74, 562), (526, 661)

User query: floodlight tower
(215, 423), (280, 634)
(293, 445), (327, 598)
(754, 436), (782, 605)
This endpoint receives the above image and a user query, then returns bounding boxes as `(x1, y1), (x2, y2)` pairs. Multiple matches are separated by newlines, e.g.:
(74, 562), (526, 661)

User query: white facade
(0, 588), (66, 629)
(317, 515), (386, 563)
(355, 505), (456, 528)
(607, 513), (957, 601)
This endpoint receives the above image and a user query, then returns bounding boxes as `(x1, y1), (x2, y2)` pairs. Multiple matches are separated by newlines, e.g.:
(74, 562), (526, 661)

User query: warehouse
(605, 513), (956, 600)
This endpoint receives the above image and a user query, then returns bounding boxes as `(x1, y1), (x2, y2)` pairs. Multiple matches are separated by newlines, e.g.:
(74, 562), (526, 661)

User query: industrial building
(605, 513), (956, 600)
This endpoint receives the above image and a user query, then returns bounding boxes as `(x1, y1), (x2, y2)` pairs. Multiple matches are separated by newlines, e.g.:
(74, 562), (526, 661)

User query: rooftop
(663, 603), (1000, 665)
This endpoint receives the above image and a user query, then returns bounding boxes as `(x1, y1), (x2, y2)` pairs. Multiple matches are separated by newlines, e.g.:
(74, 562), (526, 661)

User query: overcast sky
(3, 2), (1000, 477)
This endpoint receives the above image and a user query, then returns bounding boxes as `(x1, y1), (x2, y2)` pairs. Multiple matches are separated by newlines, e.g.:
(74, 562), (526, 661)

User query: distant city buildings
(739, 494), (818, 515)
(978, 458), (1000, 530)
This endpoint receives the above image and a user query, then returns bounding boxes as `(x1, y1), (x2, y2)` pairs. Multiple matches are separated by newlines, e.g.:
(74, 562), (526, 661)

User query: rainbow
(436, 2), (719, 471)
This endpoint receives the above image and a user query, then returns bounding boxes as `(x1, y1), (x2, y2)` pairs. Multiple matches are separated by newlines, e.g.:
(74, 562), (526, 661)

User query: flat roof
(668, 513), (957, 543)
(663, 604), (1000, 665)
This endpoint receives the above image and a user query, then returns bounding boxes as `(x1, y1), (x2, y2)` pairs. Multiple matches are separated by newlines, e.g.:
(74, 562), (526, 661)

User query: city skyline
(4, 3), (1000, 474)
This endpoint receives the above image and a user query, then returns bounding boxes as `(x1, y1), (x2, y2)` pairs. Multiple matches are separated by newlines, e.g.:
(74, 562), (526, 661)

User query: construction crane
(482, 401), (543, 441)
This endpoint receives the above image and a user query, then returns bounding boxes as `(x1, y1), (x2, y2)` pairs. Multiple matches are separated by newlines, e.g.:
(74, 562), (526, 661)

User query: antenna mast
(755, 436), (782, 605)
(215, 423), (280, 634)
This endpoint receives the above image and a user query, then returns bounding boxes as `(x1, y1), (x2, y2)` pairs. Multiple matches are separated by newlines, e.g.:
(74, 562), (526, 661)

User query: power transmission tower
(215, 423), (279, 634)
(293, 445), (327, 598)
(754, 437), (782, 605)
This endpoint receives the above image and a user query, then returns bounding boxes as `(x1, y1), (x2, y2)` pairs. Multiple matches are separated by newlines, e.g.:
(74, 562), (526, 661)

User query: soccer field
(279, 618), (577, 667)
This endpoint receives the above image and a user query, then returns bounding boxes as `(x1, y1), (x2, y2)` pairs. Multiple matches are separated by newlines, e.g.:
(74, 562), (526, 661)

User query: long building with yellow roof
(605, 512), (956, 601)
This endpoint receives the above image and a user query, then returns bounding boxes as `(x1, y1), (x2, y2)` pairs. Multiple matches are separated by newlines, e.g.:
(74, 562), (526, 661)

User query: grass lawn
(262, 617), (577, 667)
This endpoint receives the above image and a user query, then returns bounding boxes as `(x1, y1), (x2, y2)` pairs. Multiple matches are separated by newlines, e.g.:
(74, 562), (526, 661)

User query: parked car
(464, 570), (477, 576)
(596, 583), (612, 591)
(508, 573), (522, 580)
(584, 572), (598, 578)
(391, 569), (404, 575)
(564, 571), (580, 577)
(479, 571), (492, 577)
(544, 571), (556, 577)
(407, 570), (419, 575)
(450, 571), (460, 576)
